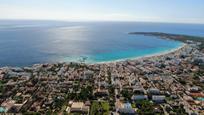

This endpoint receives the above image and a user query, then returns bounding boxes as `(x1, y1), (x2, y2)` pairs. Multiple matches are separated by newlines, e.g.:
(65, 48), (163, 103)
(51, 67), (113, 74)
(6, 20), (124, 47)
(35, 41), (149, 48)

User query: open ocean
(0, 20), (204, 67)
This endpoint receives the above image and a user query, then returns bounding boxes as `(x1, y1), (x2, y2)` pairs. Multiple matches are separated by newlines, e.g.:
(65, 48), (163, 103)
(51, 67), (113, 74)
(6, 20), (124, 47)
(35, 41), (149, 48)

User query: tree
(78, 85), (93, 100)
(90, 101), (110, 115)
(53, 97), (65, 110)
(136, 100), (154, 114)
(121, 89), (133, 101)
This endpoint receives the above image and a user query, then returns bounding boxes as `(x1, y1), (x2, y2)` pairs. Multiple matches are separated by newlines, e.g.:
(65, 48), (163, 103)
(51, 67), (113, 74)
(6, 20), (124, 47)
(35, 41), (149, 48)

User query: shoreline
(89, 43), (186, 65)
(0, 43), (187, 68)
(1, 31), (204, 114)
(1, 31), (200, 68)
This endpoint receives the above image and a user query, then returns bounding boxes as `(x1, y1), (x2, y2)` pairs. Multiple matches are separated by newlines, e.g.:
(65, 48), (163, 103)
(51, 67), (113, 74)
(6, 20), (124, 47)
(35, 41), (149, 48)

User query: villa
(69, 102), (89, 114)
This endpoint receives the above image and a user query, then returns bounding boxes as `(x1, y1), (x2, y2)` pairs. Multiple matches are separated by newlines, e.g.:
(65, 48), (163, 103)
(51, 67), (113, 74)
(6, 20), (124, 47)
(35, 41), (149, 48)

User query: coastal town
(0, 33), (204, 115)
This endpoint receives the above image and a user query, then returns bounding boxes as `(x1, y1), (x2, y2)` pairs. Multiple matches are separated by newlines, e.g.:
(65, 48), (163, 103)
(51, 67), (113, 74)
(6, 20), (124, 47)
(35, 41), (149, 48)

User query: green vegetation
(67, 85), (93, 101)
(165, 97), (173, 101)
(53, 96), (66, 110)
(194, 71), (204, 78)
(178, 78), (186, 85)
(107, 70), (111, 84)
(69, 63), (84, 69)
(22, 112), (41, 115)
(78, 86), (93, 100)
(131, 103), (136, 108)
(13, 96), (23, 103)
(0, 81), (5, 93)
(121, 89), (133, 101)
(69, 113), (81, 115)
(108, 85), (115, 99)
(192, 71), (204, 90)
(90, 101), (110, 115)
(135, 100), (154, 114)
(172, 105), (188, 115)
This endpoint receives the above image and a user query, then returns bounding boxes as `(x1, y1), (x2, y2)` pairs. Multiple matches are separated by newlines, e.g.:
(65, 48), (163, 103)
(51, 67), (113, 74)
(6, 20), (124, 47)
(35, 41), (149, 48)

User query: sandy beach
(92, 43), (187, 65)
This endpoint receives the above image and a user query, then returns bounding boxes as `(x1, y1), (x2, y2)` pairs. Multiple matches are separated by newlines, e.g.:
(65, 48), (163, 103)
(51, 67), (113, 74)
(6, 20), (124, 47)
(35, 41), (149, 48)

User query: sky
(0, 0), (204, 24)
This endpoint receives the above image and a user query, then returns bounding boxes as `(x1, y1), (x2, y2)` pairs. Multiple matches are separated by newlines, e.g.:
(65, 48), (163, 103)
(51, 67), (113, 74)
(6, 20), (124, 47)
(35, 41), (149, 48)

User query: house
(70, 102), (89, 114)
(189, 86), (201, 93)
(147, 88), (160, 95)
(94, 89), (109, 97)
(133, 88), (145, 94)
(84, 70), (94, 80)
(132, 95), (148, 101)
(152, 95), (166, 103)
(1, 99), (19, 112)
(85, 101), (91, 106)
(193, 57), (204, 66)
(118, 102), (136, 115)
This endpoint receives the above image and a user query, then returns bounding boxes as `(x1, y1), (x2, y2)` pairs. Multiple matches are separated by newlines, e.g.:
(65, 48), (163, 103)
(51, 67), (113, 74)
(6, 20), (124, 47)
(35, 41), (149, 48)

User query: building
(118, 103), (136, 115)
(70, 102), (89, 114)
(147, 88), (160, 95)
(132, 95), (148, 101)
(152, 95), (166, 103)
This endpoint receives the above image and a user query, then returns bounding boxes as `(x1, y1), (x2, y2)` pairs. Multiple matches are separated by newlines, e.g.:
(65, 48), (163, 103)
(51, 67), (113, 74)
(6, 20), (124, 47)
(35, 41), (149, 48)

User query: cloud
(0, 4), (203, 24)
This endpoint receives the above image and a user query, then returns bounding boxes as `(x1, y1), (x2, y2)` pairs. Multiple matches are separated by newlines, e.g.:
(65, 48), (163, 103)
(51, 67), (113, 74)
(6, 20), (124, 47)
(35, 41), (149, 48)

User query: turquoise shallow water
(0, 20), (203, 67)
(62, 42), (183, 63)
(0, 107), (6, 112)
(197, 97), (204, 101)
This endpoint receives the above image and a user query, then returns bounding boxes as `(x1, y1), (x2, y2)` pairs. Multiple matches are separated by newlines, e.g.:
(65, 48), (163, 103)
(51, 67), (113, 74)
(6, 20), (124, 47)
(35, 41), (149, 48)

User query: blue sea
(0, 20), (204, 67)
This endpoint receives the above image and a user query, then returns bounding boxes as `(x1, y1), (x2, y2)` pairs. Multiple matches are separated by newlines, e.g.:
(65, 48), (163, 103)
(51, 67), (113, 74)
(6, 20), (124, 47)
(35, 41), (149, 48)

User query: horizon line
(0, 18), (204, 25)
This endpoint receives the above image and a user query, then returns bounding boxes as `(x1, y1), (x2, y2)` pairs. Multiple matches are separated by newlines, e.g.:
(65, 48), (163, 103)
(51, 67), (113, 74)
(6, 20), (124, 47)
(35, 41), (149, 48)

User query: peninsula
(129, 32), (204, 49)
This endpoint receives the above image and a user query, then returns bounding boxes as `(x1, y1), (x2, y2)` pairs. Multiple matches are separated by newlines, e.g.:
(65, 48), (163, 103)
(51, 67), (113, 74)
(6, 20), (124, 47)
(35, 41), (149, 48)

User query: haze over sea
(0, 20), (204, 67)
